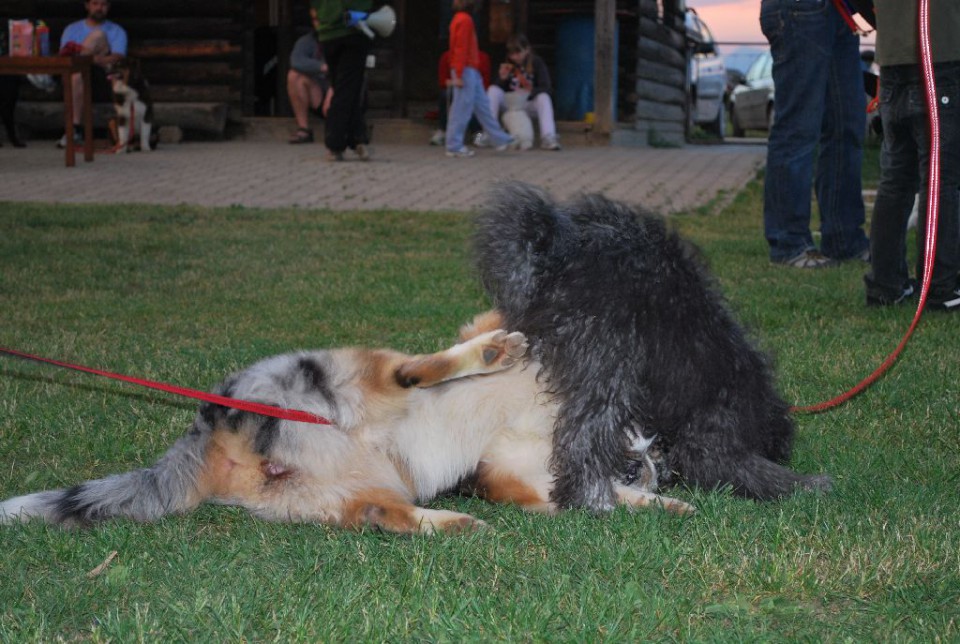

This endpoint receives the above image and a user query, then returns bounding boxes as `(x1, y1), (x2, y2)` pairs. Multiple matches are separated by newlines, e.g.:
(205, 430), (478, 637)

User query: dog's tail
(674, 448), (832, 501)
(0, 427), (209, 527)
(473, 182), (579, 315)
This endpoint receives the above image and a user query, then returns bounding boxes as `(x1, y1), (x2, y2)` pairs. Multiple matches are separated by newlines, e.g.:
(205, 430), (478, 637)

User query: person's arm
(290, 34), (325, 76)
(448, 14), (470, 85)
(530, 55), (552, 99)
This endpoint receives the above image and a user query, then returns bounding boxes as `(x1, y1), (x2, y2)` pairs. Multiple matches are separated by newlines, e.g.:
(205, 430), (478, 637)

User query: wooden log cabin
(8, 0), (690, 145)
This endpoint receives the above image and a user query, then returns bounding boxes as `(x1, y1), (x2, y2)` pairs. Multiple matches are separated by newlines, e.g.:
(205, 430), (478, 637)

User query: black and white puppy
(474, 182), (832, 512)
(109, 59), (157, 153)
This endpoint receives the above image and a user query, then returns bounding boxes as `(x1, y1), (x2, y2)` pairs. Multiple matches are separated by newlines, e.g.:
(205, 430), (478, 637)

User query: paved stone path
(0, 140), (766, 213)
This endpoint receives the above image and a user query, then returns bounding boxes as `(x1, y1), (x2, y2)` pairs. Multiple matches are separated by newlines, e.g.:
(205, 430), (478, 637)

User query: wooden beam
(594, 0), (616, 136)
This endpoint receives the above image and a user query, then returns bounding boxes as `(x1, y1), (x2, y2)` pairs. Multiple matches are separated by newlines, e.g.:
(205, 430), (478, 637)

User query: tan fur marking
(470, 462), (553, 513)
(459, 310), (505, 341)
(199, 430), (267, 502)
(341, 487), (421, 533)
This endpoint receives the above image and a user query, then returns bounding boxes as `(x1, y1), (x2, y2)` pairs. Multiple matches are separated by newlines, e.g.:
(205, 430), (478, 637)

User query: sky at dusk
(691, 0), (876, 48)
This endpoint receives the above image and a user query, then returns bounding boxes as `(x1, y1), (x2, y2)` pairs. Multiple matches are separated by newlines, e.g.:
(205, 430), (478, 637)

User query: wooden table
(0, 55), (94, 167)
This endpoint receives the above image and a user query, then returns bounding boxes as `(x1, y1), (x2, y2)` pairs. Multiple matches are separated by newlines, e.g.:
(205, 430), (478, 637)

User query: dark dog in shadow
(474, 182), (831, 511)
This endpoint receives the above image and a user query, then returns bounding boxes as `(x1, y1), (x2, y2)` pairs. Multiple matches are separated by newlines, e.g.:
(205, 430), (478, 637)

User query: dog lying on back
(474, 182), (831, 512)
(0, 326), (691, 533)
(108, 58), (157, 154)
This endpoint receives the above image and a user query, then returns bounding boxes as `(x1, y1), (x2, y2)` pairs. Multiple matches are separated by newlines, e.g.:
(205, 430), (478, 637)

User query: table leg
(62, 70), (75, 167)
(81, 66), (93, 162)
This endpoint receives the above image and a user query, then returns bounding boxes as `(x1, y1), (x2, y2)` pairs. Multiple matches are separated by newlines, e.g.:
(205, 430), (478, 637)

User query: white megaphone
(345, 5), (396, 39)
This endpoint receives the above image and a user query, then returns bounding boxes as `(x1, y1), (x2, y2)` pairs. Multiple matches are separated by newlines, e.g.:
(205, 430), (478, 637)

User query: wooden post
(594, 0), (616, 139)
(276, 0), (294, 117)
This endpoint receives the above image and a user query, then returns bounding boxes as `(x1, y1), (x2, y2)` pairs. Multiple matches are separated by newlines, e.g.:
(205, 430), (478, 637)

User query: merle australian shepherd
(0, 182), (825, 533)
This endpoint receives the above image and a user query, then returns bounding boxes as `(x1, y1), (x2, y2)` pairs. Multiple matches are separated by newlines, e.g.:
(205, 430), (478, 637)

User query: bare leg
(71, 30), (112, 125)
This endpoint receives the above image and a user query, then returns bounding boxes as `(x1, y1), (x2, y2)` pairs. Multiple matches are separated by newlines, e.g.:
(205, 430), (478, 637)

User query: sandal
(288, 128), (314, 144)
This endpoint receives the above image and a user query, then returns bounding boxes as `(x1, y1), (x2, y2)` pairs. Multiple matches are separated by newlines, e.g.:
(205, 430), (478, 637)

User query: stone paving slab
(0, 140), (766, 214)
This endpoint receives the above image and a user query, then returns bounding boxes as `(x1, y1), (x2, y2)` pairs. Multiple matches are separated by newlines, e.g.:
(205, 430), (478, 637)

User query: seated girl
(485, 34), (560, 151)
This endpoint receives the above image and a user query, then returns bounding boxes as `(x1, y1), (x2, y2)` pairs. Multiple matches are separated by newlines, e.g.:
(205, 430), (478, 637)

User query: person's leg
(467, 69), (512, 147)
(324, 34), (369, 154)
(760, 0), (831, 262)
(487, 85), (505, 120)
(287, 69), (312, 131)
(445, 77), (473, 153)
(816, 12), (869, 260)
(529, 92), (556, 139)
(864, 68), (918, 302)
(915, 63), (960, 303)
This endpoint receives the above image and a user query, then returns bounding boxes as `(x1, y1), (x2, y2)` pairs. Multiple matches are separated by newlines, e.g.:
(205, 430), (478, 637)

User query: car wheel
(704, 101), (725, 140)
(731, 104), (745, 137)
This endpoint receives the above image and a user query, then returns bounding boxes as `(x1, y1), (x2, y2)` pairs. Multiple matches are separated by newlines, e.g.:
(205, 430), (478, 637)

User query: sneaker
(445, 147), (474, 158)
(325, 149), (344, 162)
(473, 132), (490, 148)
(866, 279), (917, 307)
(429, 129), (445, 146)
(494, 136), (518, 152)
(928, 287), (960, 312)
(541, 134), (562, 151)
(56, 131), (83, 149)
(27, 74), (56, 92)
(353, 144), (370, 161)
(773, 249), (838, 269)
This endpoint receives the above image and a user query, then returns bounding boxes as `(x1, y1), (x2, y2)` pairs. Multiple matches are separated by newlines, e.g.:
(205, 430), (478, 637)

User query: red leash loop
(0, 346), (333, 426)
(794, 0), (939, 413)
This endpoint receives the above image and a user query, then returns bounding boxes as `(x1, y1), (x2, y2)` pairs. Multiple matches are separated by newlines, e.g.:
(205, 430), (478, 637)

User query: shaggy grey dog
(474, 182), (831, 512)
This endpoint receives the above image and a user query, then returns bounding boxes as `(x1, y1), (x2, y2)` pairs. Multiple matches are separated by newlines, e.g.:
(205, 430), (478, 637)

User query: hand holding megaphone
(344, 5), (396, 39)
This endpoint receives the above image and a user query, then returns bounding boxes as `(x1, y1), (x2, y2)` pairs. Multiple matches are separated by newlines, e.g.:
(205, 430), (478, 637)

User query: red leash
(0, 346), (333, 426)
(794, 0), (939, 413)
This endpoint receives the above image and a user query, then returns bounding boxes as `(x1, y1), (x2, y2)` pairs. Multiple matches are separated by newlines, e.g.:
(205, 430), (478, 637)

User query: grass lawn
(0, 174), (957, 641)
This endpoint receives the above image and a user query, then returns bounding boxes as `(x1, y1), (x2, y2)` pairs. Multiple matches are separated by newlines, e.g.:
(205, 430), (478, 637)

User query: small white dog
(501, 90), (534, 151)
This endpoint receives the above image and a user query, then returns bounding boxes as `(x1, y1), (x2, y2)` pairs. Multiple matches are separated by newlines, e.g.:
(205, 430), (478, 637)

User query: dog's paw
(480, 330), (528, 369)
(415, 509), (489, 535)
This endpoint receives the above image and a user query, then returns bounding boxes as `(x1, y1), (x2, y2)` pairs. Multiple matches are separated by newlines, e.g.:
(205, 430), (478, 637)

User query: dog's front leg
(140, 120), (152, 152)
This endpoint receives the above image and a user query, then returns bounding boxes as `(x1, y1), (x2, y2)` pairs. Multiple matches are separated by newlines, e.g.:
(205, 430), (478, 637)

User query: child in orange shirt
(444, 0), (514, 157)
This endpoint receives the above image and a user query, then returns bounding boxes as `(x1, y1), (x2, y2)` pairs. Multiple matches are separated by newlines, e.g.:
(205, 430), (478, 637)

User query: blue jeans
(864, 62), (960, 302)
(760, 0), (869, 261)
(445, 66), (511, 152)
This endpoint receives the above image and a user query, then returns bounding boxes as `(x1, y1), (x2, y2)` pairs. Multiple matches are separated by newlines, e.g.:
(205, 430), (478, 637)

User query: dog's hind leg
(341, 488), (485, 534)
(394, 329), (527, 388)
(614, 483), (695, 516)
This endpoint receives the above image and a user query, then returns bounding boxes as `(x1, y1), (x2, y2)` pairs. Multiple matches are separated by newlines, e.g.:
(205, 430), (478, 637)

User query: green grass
(1, 184), (958, 641)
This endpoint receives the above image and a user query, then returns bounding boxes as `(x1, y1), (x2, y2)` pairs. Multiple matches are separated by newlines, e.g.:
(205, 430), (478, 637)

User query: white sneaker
(473, 132), (490, 148)
(494, 136), (518, 152)
(27, 74), (56, 92)
(541, 134), (562, 151)
(429, 129), (445, 146)
(445, 147), (475, 158)
(56, 132), (83, 149)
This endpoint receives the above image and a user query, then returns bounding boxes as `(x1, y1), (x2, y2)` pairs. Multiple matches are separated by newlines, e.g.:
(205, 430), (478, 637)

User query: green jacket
(310, 0), (374, 42)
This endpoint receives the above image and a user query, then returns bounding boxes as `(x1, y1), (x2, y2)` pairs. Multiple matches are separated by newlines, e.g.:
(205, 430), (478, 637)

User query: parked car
(723, 46), (765, 106)
(685, 8), (726, 139)
(730, 50), (774, 136)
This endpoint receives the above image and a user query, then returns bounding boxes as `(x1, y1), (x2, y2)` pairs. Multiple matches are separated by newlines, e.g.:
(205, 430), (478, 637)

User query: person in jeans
(444, 0), (514, 158)
(863, 0), (960, 311)
(760, 0), (870, 268)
